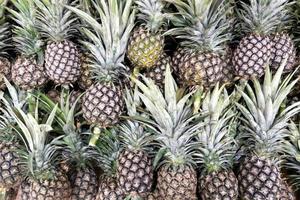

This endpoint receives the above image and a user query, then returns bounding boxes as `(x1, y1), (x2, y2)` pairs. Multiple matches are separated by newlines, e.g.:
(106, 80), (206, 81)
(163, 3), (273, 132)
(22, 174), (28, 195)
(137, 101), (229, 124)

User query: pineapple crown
(34, 0), (79, 42)
(0, 80), (60, 180)
(0, 0), (10, 56)
(7, 0), (44, 61)
(236, 61), (300, 160)
(237, 0), (290, 35)
(119, 87), (153, 152)
(166, 0), (232, 53)
(284, 122), (300, 189)
(135, 65), (204, 169)
(195, 84), (237, 174)
(38, 90), (95, 170)
(136, 0), (167, 33)
(67, 0), (136, 85)
(94, 129), (120, 178)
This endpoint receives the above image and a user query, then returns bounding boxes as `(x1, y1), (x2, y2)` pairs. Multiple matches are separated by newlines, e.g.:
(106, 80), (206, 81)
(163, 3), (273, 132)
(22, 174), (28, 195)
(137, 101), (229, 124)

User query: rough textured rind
(199, 170), (238, 200)
(0, 141), (21, 189)
(0, 57), (11, 89)
(233, 34), (272, 79)
(270, 33), (296, 72)
(127, 26), (164, 69)
(156, 165), (197, 200)
(30, 171), (71, 200)
(45, 40), (80, 85)
(70, 168), (98, 200)
(96, 176), (125, 200)
(82, 83), (123, 126)
(11, 57), (47, 90)
(117, 149), (153, 197)
(238, 156), (281, 200)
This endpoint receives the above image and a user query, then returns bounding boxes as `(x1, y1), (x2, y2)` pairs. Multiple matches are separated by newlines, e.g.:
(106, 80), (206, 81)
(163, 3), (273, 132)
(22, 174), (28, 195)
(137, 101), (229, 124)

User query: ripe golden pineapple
(0, 83), (72, 200)
(35, 0), (81, 85)
(196, 84), (238, 200)
(7, 0), (47, 90)
(167, 0), (232, 89)
(127, 0), (166, 69)
(68, 0), (135, 128)
(135, 66), (203, 200)
(233, 0), (291, 79)
(94, 129), (125, 200)
(236, 62), (300, 199)
(145, 53), (170, 88)
(79, 54), (93, 90)
(117, 88), (153, 198)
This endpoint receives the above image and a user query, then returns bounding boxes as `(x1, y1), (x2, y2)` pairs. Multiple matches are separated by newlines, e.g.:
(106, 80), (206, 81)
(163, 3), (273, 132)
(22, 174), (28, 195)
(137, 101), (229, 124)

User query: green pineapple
(117, 88), (154, 198)
(236, 61), (300, 199)
(196, 84), (238, 199)
(67, 0), (135, 127)
(7, 0), (47, 90)
(0, 0), (11, 90)
(233, 0), (293, 79)
(167, 0), (232, 88)
(127, 0), (167, 69)
(135, 65), (203, 200)
(34, 0), (81, 85)
(0, 81), (71, 199)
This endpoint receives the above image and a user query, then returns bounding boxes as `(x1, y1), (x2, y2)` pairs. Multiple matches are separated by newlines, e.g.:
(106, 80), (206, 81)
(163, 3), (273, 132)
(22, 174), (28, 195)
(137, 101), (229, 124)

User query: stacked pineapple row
(1, 0), (300, 200)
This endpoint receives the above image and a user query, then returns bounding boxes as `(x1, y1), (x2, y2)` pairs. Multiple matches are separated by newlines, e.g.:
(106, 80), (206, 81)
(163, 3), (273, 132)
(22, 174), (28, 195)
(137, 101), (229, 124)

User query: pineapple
(34, 0), (81, 85)
(195, 84), (238, 200)
(94, 129), (125, 200)
(7, 0), (47, 90)
(79, 54), (93, 90)
(15, 179), (31, 200)
(145, 53), (171, 89)
(0, 0), (11, 90)
(117, 88), (153, 198)
(0, 81), (71, 199)
(166, 0), (232, 88)
(0, 115), (22, 191)
(127, 0), (167, 69)
(39, 91), (98, 200)
(134, 65), (203, 200)
(233, 0), (292, 79)
(236, 61), (300, 199)
(67, 0), (135, 127)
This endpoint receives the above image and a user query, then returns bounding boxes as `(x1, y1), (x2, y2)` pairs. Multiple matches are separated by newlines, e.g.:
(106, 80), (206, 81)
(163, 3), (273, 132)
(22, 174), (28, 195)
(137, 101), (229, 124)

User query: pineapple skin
(0, 57), (11, 89)
(178, 51), (223, 88)
(199, 170), (238, 200)
(270, 33), (296, 72)
(279, 179), (295, 200)
(79, 54), (93, 90)
(16, 179), (31, 200)
(45, 40), (81, 85)
(145, 53), (170, 89)
(96, 176), (125, 200)
(156, 165), (197, 200)
(220, 47), (235, 86)
(127, 26), (164, 69)
(117, 149), (153, 197)
(0, 141), (22, 189)
(238, 155), (282, 200)
(82, 83), (123, 127)
(70, 168), (98, 200)
(30, 171), (71, 200)
(233, 34), (272, 79)
(11, 57), (47, 90)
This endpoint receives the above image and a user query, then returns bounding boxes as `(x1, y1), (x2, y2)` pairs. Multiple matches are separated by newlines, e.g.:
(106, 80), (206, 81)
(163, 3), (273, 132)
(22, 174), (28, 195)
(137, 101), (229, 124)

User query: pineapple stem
(130, 67), (141, 84)
(89, 127), (101, 146)
(193, 87), (203, 114)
